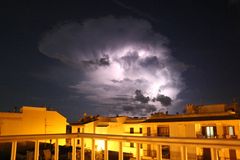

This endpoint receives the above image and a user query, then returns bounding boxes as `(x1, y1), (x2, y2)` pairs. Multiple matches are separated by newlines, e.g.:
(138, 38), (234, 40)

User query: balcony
(143, 150), (156, 157)
(157, 134), (169, 137)
(1, 133), (240, 160)
(223, 135), (238, 139)
(143, 133), (169, 137)
(196, 133), (238, 139)
(196, 133), (218, 139)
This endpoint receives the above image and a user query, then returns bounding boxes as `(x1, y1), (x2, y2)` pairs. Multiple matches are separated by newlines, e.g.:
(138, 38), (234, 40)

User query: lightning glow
(39, 16), (186, 116)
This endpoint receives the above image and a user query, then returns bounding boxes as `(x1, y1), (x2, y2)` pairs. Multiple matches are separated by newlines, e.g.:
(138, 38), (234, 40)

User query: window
(157, 126), (169, 137)
(130, 143), (134, 148)
(130, 128), (134, 134)
(223, 126), (235, 137)
(202, 126), (217, 138)
(77, 139), (80, 145)
(66, 125), (72, 133)
(147, 127), (151, 136)
(228, 126), (235, 136)
(146, 144), (151, 156)
(206, 127), (214, 137)
(203, 148), (211, 160)
(139, 128), (142, 134)
(77, 128), (80, 133)
(162, 145), (170, 159)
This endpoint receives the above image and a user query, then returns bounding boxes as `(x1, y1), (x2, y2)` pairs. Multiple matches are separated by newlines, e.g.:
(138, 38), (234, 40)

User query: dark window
(147, 127), (151, 136)
(66, 125), (72, 133)
(139, 128), (142, 134)
(157, 126), (169, 137)
(229, 149), (237, 160)
(162, 145), (170, 159)
(77, 128), (80, 133)
(130, 143), (134, 148)
(130, 128), (134, 134)
(77, 139), (80, 145)
(203, 148), (211, 160)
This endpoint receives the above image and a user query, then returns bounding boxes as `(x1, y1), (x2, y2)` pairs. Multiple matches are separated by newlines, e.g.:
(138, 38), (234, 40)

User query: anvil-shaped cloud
(39, 16), (186, 116)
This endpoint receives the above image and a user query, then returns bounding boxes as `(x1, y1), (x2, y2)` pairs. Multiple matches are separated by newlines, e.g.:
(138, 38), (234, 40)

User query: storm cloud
(154, 94), (172, 106)
(39, 16), (186, 116)
(134, 90), (150, 104)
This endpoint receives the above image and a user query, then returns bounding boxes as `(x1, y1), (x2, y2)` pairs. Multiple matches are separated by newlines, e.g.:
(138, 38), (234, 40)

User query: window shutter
(213, 126), (217, 136)
(202, 126), (206, 136)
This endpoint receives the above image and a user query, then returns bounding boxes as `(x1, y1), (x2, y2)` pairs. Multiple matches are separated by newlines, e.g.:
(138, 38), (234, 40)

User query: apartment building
(70, 103), (240, 160)
(70, 115), (146, 158)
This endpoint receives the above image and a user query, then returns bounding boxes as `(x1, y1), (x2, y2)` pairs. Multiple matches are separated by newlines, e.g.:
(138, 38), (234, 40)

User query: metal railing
(1, 133), (240, 160)
(1, 133), (240, 147)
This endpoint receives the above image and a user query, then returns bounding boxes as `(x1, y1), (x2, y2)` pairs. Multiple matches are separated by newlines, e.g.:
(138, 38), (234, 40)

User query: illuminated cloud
(39, 16), (186, 116)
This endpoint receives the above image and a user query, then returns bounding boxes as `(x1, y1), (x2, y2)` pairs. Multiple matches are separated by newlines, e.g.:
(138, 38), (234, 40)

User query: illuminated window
(139, 128), (142, 133)
(223, 126), (235, 137)
(206, 127), (214, 137)
(202, 126), (217, 138)
(228, 126), (235, 136)
(130, 128), (134, 134)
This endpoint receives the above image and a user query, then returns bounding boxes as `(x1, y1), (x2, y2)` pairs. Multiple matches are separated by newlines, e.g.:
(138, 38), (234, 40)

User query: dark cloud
(80, 55), (110, 68)
(111, 79), (121, 83)
(122, 104), (157, 116)
(134, 89), (150, 104)
(154, 94), (172, 106)
(120, 51), (139, 69)
(39, 16), (156, 68)
(111, 95), (132, 101)
(139, 56), (164, 69)
(99, 55), (110, 66)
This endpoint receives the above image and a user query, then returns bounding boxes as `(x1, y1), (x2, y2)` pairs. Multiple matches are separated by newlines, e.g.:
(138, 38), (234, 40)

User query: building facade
(1, 104), (240, 160)
(70, 103), (240, 160)
(0, 106), (67, 136)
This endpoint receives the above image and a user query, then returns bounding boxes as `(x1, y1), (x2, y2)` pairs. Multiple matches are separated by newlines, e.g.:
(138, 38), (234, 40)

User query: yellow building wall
(0, 114), (23, 135)
(95, 126), (108, 134)
(170, 145), (181, 160)
(84, 122), (95, 133)
(0, 106), (67, 136)
(123, 123), (142, 136)
(71, 125), (84, 133)
(107, 122), (125, 135)
(185, 123), (196, 138)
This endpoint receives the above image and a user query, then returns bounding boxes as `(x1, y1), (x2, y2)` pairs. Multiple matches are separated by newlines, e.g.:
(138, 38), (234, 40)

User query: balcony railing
(222, 135), (238, 139)
(143, 133), (169, 137)
(196, 134), (238, 139)
(197, 155), (240, 160)
(1, 133), (240, 160)
(143, 150), (156, 157)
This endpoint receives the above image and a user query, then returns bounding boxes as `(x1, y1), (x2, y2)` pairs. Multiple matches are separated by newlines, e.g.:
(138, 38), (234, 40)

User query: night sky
(1, 0), (240, 121)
